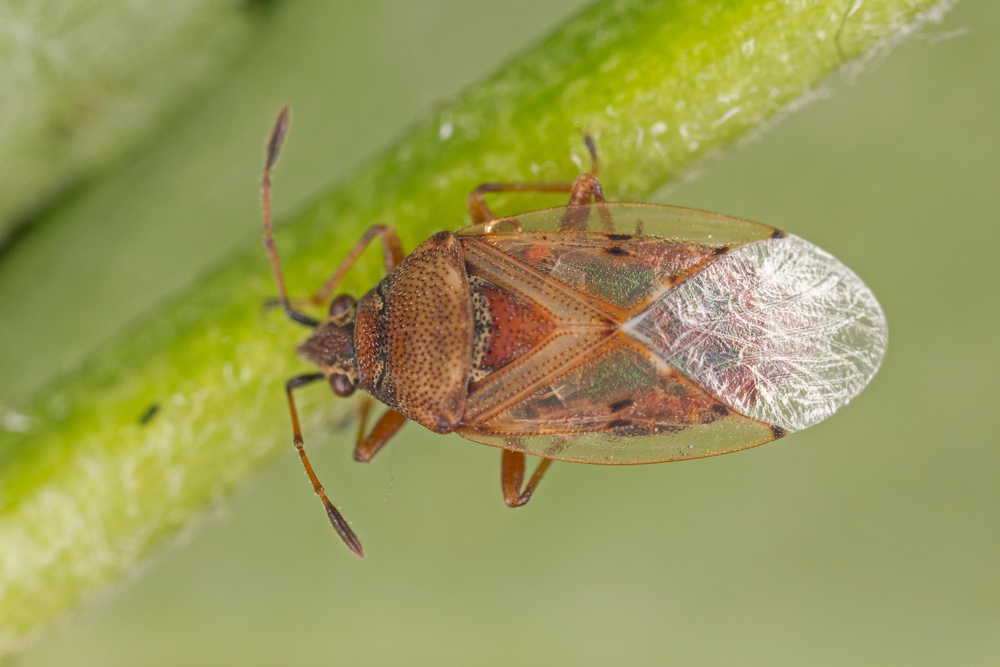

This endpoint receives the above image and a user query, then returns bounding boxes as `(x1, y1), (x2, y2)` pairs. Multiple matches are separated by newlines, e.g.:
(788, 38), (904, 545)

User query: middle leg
(501, 448), (553, 508)
(466, 135), (606, 227)
(467, 182), (574, 224)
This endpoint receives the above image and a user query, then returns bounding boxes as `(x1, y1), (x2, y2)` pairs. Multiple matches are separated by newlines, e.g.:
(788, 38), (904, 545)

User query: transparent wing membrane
(628, 234), (888, 433)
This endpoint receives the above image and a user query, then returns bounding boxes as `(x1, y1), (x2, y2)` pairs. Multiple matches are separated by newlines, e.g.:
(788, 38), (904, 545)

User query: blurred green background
(2, 0), (998, 665)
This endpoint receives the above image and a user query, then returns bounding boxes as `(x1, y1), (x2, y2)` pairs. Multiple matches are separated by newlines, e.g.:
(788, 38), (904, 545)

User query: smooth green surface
(4, 0), (998, 664)
(0, 0), (261, 239)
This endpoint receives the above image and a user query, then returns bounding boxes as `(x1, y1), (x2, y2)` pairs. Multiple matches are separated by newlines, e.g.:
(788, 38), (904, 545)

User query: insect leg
(467, 182), (574, 224)
(261, 106), (319, 328)
(500, 449), (553, 508)
(353, 398), (408, 462)
(286, 372), (363, 556)
(309, 225), (404, 307)
(468, 134), (603, 224)
(561, 173), (611, 232)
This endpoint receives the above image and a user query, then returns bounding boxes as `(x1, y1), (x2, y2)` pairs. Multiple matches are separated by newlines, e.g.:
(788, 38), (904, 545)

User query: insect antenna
(261, 106), (319, 328)
(286, 373), (364, 556)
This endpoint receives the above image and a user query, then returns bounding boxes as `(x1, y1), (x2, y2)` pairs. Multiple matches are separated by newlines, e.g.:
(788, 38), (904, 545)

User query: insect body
(261, 108), (887, 556)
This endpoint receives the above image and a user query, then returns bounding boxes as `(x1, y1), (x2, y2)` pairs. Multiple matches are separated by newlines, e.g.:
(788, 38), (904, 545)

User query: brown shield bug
(260, 107), (887, 556)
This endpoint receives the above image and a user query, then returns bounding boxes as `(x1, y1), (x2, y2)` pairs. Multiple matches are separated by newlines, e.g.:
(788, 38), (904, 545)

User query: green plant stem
(0, 0), (948, 654)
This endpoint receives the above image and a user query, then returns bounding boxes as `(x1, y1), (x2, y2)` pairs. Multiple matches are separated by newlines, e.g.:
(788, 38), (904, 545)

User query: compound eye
(329, 374), (356, 397)
(329, 294), (356, 318)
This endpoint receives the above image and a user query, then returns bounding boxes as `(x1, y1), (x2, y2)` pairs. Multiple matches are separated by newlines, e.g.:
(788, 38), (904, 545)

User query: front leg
(310, 225), (404, 307)
(353, 396), (408, 462)
(501, 449), (553, 508)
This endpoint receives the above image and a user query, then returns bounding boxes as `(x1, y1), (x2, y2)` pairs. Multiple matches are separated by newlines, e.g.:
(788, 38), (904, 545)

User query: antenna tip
(265, 106), (292, 172)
